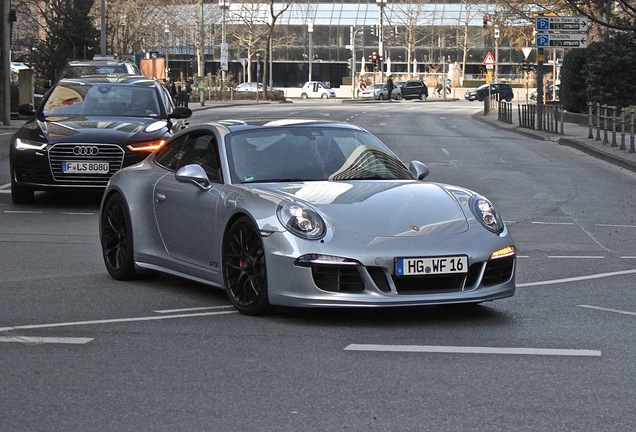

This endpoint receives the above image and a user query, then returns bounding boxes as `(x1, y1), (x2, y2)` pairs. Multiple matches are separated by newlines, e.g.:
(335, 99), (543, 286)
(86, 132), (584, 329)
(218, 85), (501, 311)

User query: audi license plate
(395, 255), (468, 276)
(62, 161), (109, 174)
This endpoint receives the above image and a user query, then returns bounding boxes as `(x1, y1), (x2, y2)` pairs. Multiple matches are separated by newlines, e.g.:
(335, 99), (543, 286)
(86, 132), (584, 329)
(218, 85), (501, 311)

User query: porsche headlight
(15, 138), (47, 151)
(277, 201), (325, 240)
(470, 196), (504, 234)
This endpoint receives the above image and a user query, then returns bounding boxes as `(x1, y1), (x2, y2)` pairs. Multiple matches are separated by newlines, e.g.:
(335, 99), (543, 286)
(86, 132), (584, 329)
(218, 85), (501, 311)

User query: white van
(300, 81), (337, 99)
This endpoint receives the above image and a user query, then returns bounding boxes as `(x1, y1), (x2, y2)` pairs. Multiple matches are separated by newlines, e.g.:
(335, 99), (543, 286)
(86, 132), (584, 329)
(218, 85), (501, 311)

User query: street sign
(535, 16), (589, 32)
(482, 52), (496, 65)
(536, 33), (588, 49)
(522, 47), (533, 59)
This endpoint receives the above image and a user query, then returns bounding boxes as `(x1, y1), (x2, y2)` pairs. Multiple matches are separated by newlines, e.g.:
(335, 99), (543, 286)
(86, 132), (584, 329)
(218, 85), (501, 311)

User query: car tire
(505, 94), (513, 102)
(396, 93), (402, 100)
(301, 93), (308, 99)
(223, 216), (272, 316)
(321, 93), (328, 99)
(477, 94), (485, 102)
(100, 193), (139, 280)
(378, 94), (384, 100)
(420, 93), (426, 100)
(11, 182), (34, 204)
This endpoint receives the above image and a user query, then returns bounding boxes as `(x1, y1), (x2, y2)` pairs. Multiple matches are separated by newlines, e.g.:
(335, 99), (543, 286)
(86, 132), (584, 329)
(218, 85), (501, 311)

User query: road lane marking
(578, 305), (636, 317)
(531, 221), (575, 225)
(0, 310), (238, 333)
(3, 210), (42, 214)
(345, 344), (601, 357)
(597, 223), (636, 228)
(518, 268), (636, 287)
(0, 336), (93, 345)
(154, 305), (235, 313)
(547, 255), (605, 259)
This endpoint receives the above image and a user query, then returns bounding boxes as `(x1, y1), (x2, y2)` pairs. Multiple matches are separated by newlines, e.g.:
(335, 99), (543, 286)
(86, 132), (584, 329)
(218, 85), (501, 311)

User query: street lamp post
(376, 0), (386, 84)
(307, 20), (313, 82)
(219, 0), (230, 97)
(348, 27), (364, 99)
(494, 24), (500, 83)
(164, 23), (170, 80)
(100, 0), (106, 55)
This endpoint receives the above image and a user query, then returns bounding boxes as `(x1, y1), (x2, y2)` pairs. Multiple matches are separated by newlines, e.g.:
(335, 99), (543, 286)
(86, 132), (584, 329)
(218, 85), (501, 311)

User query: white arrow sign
(536, 32), (588, 49)
(536, 16), (589, 32)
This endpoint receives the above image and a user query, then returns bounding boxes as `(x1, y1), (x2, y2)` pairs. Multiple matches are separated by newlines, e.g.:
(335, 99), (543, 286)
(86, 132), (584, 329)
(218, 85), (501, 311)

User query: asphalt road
(1, 101), (635, 432)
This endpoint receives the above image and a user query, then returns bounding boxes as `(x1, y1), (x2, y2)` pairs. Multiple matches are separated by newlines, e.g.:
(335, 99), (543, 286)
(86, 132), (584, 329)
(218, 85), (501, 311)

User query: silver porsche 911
(99, 119), (516, 315)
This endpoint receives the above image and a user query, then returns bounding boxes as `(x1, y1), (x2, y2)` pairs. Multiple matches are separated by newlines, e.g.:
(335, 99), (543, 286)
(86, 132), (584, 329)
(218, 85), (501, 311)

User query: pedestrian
(175, 82), (185, 107)
(183, 79), (192, 107)
(385, 75), (394, 101)
(435, 82), (443, 97)
(167, 78), (177, 103)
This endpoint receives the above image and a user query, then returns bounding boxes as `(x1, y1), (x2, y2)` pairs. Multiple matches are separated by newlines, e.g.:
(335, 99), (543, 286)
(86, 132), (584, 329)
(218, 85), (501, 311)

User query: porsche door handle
(155, 191), (166, 203)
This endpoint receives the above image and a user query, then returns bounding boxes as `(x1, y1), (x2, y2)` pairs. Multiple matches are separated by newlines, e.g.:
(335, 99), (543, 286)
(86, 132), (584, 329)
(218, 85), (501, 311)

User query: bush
(561, 32), (636, 113)
(560, 49), (589, 113)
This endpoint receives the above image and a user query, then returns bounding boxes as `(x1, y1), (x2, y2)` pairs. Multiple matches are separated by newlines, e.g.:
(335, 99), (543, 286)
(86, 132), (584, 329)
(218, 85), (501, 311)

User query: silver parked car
(359, 83), (402, 100)
(100, 119), (516, 315)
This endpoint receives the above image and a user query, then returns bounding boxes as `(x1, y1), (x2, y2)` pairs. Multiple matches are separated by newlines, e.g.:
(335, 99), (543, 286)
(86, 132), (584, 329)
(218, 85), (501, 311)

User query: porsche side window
(154, 134), (189, 171)
(161, 133), (220, 182)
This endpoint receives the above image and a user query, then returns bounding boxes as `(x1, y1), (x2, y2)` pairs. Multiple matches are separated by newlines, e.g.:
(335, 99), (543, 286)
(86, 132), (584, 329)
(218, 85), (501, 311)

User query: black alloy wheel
(223, 217), (271, 315)
(100, 193), (138, 280)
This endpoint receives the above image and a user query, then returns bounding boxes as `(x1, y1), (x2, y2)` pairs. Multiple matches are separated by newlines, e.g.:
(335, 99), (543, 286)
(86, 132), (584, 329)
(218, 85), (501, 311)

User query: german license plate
(62, 161), (109, 174)
(395, 255), (468, 276)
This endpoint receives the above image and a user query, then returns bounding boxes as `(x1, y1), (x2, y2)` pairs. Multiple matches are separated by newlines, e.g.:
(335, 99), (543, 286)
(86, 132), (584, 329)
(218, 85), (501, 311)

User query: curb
(472, 113), (636, 174)
(558, 138), (636, 174)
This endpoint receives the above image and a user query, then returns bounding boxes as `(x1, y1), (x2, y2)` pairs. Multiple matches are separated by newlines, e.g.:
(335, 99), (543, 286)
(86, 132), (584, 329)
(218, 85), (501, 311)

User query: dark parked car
(464, 83), (514, 102)
(9, 74), (192, 204)
(59, 60), (140, 79)
(395, 79), (428, 100)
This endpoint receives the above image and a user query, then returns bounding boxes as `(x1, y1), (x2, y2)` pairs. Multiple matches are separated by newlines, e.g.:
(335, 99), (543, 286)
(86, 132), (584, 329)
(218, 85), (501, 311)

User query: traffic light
(371, 52), (379, 69)
(521, 59), (529, 71)
(483, 15), (488, 28)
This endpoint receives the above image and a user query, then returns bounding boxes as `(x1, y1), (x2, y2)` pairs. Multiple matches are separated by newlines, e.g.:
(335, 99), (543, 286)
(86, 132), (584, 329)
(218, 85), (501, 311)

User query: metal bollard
(611, 106), (617, 147)
(603, 105), (609, 144)
(620, 108), (626, 151)
(631, 109), (635, 153)
(588, 103), (594, 139)
(596, 103), (601, 141)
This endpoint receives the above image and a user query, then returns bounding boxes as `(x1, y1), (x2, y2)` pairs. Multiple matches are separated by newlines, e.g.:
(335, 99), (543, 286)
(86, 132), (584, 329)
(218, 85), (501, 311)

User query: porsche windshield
(227, 127), (414, 183)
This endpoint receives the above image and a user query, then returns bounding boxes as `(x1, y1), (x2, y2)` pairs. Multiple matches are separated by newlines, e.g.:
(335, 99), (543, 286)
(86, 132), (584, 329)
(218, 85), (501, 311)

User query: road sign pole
(536, 47), (544, 131)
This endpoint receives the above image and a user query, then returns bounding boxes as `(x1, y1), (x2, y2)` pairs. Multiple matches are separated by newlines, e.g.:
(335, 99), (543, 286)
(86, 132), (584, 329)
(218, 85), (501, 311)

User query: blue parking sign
(536, 34), (550, 47)
(536, 18), (549, 31)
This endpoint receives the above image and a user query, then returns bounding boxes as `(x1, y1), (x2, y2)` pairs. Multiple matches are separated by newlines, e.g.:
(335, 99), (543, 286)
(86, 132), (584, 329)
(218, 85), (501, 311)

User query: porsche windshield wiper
(242, 178), (316, 184)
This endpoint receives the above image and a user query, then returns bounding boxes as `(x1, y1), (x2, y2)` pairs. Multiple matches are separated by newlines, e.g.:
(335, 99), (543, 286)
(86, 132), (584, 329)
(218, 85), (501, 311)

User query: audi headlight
(127, 139), (166, 152)
(277, 200), (325, 240)
(470, 195), (504, 234)
(15, 138), (47, 151)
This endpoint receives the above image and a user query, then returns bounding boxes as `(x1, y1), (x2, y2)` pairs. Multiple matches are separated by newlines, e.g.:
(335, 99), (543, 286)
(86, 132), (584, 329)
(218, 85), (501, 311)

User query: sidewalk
(472, 109), (636, 174)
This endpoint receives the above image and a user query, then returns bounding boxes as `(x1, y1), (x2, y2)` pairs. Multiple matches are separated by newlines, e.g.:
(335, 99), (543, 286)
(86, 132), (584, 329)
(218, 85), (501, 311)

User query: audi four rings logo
(73, 146), (99, 156)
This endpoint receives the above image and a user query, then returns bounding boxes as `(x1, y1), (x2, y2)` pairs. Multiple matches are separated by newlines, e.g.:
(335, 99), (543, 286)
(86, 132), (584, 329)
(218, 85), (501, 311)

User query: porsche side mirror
(409, 160), (429, 180)
(176, 164), (212, 191)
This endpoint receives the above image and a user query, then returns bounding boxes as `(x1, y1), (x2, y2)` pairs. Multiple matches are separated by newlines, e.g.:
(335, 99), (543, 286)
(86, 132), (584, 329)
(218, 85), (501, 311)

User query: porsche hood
(257, 181), (471, 237)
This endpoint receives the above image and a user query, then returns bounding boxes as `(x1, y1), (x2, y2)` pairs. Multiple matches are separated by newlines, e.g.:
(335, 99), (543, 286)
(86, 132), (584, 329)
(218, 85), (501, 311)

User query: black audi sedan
(9, 75), (192, 203)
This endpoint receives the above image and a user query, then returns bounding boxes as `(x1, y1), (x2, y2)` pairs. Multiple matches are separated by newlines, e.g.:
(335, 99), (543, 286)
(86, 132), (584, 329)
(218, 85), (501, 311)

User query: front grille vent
(49, 143), (124, 185)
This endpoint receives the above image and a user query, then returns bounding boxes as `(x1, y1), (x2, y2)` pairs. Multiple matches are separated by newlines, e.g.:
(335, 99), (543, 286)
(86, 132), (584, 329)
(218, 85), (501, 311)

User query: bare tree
(226, 2), (269, 83)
